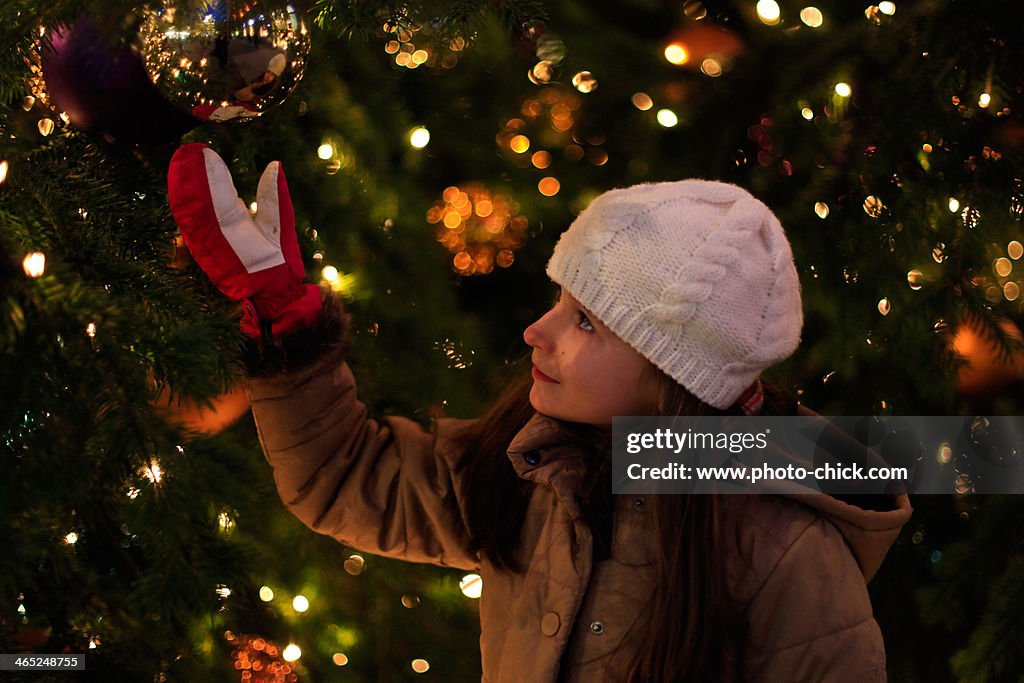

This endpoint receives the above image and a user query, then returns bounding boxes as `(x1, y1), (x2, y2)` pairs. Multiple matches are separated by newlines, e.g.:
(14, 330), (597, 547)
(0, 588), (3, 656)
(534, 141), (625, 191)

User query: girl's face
(523, 287), (661, 427)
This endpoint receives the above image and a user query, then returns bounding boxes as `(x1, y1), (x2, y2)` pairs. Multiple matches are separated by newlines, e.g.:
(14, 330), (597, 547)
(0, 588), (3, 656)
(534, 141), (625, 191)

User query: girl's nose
(523, 311), (552, 351)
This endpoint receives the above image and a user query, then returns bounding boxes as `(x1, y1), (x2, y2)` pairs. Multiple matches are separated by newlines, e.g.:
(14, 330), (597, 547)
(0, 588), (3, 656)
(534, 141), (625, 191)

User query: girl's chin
(528, 386), (556, 416)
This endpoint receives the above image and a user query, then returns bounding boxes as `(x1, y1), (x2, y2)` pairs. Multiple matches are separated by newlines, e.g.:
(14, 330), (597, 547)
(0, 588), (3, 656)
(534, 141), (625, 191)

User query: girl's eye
(577, 311), (594, 332)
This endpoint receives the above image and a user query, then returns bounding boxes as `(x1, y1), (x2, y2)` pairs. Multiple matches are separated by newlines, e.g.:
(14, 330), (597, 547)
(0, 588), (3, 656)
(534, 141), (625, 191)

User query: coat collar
(506, 412), (596, 519)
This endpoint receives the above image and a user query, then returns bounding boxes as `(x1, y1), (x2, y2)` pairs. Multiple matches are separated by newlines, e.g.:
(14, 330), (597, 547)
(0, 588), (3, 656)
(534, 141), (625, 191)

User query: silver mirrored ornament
(137, 0), (310, 122)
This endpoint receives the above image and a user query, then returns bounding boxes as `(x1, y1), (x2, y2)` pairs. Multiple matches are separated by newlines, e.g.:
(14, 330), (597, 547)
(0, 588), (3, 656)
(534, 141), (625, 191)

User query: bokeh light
(756, 0), (781, 24)
(22, 252), (45, 278)
(428, 183), (529, 275)
(664, 43), (689, 65)
(800, 7), (824, 27)
(632, 92), (653, 110)
(538, 177), (561, 196)
(657, 109), (679, 127)
(460, 573), (483, 598)
(409, 126), (430, 148)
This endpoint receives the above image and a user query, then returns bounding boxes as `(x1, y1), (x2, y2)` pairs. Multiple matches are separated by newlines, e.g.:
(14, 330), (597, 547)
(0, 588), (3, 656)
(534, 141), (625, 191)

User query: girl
(168, 143), (913, 682)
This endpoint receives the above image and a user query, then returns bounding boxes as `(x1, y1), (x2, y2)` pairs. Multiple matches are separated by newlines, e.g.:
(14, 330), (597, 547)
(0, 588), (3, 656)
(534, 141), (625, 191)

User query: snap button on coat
(632, 497), (645, 510)
(589, 620), (605, 635)
(524, 451), (542, 466)
(541, 612), (561, 636)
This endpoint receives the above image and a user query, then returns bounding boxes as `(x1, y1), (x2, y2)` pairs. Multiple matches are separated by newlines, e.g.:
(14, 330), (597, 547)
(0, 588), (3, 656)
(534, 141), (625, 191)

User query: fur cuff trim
(243, 290), (350, 378)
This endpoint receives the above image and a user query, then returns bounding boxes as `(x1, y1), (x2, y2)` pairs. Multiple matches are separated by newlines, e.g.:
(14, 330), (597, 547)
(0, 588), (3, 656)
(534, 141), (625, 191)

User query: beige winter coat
(247, 358), (913, 682)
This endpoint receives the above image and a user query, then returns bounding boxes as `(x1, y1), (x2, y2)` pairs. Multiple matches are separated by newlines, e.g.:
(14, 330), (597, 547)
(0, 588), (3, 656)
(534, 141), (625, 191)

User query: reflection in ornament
(138, 0), (311, 121)
(428, 184), (529, 276)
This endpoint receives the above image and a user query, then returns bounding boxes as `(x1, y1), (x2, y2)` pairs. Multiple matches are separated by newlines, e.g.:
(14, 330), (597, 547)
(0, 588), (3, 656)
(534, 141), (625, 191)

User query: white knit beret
(546, 180), (803, 409)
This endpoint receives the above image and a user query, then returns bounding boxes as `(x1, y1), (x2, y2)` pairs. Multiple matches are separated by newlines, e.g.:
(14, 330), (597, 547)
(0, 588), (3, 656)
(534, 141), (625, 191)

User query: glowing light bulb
(801, 107), (814, 120)
(322, 265), (339, 282)
(978, 93), (991, 108)
(317, 143), (334, 160)
(756, 0), (781, 24)
(282, 644), (301, 662)
(409, 126), (430, 148)
(834, 82), (852, 97)
(948, 197), (960, 213)
(814, 202), (829, 219)
(259, 586), (274, 602)
(656, 109), (679, 127)
(65, 532), (78, 545)
(411, 659), (430, 673)
(142, 459), (163, 484)
(878, 1), (896, 15)
(217, 511), (234, 532)
(0, 160), (8, 184)
(23, 252), (45, 277)
(293, 595), (309, 612)
(664, 43), (688, 65)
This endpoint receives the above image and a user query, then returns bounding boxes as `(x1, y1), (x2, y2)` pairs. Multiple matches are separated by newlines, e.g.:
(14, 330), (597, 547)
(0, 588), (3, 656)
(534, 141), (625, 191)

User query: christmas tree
(2, 0), (1023, 680)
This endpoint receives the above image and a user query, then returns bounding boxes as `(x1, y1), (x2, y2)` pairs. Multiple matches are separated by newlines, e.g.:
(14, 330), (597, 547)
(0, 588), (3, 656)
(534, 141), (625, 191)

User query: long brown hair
(454, 358), (794, 681)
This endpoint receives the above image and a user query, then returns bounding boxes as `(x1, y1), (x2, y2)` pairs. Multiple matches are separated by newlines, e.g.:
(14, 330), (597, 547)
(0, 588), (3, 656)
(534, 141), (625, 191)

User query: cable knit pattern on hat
(546, 179), (803, 409)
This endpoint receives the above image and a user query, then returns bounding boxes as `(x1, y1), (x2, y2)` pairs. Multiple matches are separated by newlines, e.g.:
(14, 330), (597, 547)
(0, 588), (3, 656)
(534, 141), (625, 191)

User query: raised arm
(243, 301), (480, 569)
(167, 145), (481, 570)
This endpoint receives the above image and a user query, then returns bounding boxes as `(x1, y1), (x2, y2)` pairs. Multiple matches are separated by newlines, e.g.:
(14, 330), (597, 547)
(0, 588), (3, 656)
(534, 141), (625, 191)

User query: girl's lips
(531, 366), (560, 383)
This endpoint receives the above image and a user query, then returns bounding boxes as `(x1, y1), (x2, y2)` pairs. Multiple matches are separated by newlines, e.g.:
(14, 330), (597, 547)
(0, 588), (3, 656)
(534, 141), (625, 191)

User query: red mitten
(168, 143), (322, 338)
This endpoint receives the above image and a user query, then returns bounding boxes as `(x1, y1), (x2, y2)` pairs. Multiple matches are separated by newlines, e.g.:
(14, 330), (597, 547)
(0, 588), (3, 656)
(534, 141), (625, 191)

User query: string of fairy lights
(11, 431), (488, 678)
